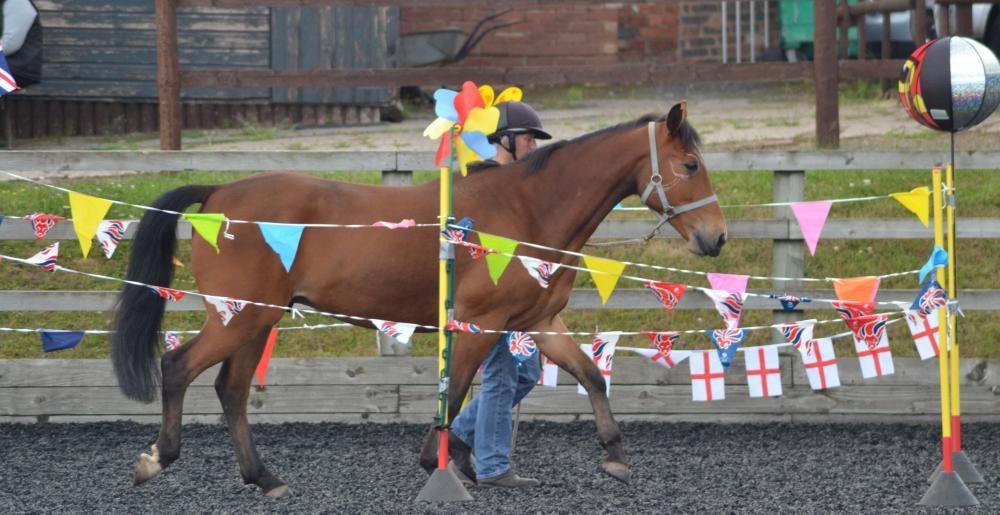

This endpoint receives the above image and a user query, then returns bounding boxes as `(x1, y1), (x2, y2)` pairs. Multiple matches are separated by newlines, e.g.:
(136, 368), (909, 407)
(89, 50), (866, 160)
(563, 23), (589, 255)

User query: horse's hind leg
(214, 327), (288, 497)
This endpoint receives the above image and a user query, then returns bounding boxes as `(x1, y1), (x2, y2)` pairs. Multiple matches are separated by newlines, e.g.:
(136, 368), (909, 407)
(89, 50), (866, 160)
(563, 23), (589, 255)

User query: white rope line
(0, 322), (353, 336)
(614, 192), (914, 211)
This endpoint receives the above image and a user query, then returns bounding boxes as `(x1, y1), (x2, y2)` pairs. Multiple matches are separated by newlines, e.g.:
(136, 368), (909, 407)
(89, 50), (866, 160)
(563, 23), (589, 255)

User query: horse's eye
(684, 161), (699, 173)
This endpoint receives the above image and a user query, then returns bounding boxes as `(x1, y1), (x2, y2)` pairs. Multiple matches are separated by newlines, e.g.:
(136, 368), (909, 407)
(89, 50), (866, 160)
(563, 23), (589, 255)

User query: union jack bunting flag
(779, 319), (816, 356)
(911, 279), (947, 316)
(846, 313), (890, 351)
(371, 318), (418, 345)
(577, 341), (616, 395)
(441, 216), (474, 242)
(445, 320), (482, 334)
(164, 331), (182, 351)
(643, 281), (687, 312)
(206, 296), (247, 327)
(626, 346), (691, 369)
(0, 48), (18, 96)
(905, 310), (941, 360)
(704, 289), (745, 329)
(831, 300), (875, 322)
(641, 330), (680, 355)
(769, 293), (812, 312)
(506, 331), (538, 364)
(465, 242), (495, 261)
(518, 256), (560, 288)
(24, 213), (66, 240)
(152, 286), (186, 302)
(854, 328), (894, 378)
(707, 327), (746, 370)
(96, 220), (130, 259)
(26, 242), (59, 272)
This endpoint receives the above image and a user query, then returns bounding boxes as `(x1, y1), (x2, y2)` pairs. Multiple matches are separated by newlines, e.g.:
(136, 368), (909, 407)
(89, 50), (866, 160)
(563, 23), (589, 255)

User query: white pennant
(370, 318), (418, 345)
(703, 288), (745, 329)
(517, 255), (561, 288)
(95, 220), (132, 259)
(622, 346), (691, 369)
(205, 295), (247, 326)
(26, 242), (60, 272)
(577, 332), (621, 396)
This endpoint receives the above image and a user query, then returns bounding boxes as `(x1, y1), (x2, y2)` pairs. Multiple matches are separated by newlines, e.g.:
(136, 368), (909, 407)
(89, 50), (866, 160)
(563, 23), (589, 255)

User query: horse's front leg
(532, 315), (629, 483)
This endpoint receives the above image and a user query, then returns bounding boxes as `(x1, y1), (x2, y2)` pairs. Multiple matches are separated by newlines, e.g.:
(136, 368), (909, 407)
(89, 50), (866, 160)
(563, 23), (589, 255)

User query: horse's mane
(466, 113), (701, 176)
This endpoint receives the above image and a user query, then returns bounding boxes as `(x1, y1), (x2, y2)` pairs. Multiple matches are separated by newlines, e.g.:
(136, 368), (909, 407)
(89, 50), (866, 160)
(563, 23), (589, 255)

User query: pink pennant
(372, 219), (416, 229)
(791, 201), (833, 256)
(706, 273), (749, 294)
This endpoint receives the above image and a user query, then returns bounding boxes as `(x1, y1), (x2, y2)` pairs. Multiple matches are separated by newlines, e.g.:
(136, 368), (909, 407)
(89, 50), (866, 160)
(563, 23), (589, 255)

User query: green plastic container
(779, 0), (858, 59)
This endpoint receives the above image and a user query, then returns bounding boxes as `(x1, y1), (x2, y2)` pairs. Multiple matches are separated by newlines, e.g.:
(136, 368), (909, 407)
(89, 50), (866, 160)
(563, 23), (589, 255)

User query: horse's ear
(666, 101), (687, 137)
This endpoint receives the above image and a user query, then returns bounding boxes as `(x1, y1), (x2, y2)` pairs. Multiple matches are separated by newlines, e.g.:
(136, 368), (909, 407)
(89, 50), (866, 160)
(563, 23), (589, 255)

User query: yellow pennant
(478, 232), (519, 285)
(183, 213), (225, 253)
(583, 255), (626, 304)
(890, 186), (930, 227)
(68, 192), (113, 258)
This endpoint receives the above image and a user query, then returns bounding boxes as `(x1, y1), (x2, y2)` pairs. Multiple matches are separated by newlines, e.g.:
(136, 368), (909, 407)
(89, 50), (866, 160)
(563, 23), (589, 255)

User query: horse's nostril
(717, 233), (727, 248)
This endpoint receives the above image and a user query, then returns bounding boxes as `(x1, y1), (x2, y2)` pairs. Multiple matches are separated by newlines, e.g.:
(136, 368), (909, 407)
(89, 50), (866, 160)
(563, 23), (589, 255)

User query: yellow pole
(931, 166), (953, 473)
(945, 163), (961, 451)
(435, 162), (451, 471)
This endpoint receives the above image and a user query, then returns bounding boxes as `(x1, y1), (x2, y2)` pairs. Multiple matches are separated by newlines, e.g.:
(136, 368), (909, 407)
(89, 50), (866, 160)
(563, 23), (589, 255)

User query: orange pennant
(254, 328), (279, 388)
(833, 276), (881, 303)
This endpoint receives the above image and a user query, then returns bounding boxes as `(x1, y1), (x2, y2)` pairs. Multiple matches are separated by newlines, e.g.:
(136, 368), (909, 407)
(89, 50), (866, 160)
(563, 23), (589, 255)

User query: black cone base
(919, 471), (979, 507)
(927, 451), (984, 484)
(416, 467), (474, 503)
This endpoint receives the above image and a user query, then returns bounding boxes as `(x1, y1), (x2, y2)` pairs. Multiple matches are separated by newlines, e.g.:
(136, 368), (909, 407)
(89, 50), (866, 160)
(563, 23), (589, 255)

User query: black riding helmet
(488, 101), (553, 143)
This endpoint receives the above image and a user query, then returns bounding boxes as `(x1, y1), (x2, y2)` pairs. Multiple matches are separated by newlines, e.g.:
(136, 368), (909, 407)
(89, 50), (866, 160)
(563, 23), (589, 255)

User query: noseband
(640, 121), (718, 226)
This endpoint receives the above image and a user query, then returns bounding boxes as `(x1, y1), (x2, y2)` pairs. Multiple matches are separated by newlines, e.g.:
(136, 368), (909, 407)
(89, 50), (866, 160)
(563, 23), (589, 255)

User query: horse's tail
(112, 184), (217, 403)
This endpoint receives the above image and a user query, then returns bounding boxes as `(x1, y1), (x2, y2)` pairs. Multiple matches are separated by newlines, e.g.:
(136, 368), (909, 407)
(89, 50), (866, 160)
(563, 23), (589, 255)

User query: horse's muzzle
(692, 231), (726, 257)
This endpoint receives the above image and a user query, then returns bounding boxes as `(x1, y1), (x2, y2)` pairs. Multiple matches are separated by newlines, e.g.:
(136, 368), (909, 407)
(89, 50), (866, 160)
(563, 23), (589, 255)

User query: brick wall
(679, 1), (780, 63)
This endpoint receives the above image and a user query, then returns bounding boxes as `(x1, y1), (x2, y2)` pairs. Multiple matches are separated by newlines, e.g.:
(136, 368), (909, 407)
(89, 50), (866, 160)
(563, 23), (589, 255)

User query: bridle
(588, 121), (718, 247)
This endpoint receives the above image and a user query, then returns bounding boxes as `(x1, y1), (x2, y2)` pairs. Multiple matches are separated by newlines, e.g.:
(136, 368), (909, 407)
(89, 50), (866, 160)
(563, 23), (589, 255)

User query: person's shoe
(448, 461), (475, 487)
(477, 470), (539, 488)
(447, 432), (476, 483)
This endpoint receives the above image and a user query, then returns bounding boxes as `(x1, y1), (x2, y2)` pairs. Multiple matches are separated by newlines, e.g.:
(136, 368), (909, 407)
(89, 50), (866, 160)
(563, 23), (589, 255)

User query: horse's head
(636, 102), (727, 257)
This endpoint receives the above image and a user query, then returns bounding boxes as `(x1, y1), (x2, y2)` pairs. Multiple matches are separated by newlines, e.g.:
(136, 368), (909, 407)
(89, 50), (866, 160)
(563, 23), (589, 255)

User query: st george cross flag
(703, 289), (745, 329)
(854, 328), (894, 378)
(0, 48), (18, 96)
(26, 242), (59, 272)
(538, 354), (559, 387)
(690, 350), (725, 401)
(779, 319), (817, 356)
(371, 319), (418, 345)
(96, 220), (131, 259)
(643, 281), (687, 312)
(164, 331), (182, 351)
(577, 332), (620, 395)
(152, 286), (186, 302)
(205, 296), (247, 326)
(741, 345), (782, 398)
(626, 346), (692, 369)
(800, 337), (841, 390)
(905, 310), (941, 360)
(707, 327), (746, 370)
(506, 331), (538, 365)
(24, 213), (66, 240)
(517, 256), (560, 288)
(911, 279), (947, 316)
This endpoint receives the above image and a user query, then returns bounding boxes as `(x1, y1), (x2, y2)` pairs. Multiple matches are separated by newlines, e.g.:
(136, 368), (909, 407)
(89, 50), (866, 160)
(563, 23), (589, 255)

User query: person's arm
(1, 0), (38, 55)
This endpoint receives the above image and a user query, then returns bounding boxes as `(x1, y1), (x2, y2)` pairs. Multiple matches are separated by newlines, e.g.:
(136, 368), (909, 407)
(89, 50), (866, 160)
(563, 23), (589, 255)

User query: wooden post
(814, 0), (840, 148)
(880, 10), (893, 93)
(938, 6), (951, 37)
(913, 1), (928, 45)
(771, 170), (805, 342)
(955, 5), (973, 37)
(377, 169), (414, 356)
(156, 0), (182, 150)
(837, 3), (850, 59)
(857, 13), (867, 60)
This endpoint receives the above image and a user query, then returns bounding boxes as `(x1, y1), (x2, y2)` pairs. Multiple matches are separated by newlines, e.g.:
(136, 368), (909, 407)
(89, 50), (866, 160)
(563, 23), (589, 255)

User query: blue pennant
(41, 330), (85, 352)
(706, 328), (746, 371)
(919, 245), (948, 283)
(259, 223), (305, 273)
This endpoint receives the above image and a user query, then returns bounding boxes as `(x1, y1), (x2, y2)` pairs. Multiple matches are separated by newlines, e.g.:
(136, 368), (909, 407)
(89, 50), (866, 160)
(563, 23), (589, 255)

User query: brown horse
(112, 102), (726, 497)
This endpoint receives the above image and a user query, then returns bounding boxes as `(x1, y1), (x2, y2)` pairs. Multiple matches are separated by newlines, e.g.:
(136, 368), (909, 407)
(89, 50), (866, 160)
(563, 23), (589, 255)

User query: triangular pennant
(517, 256), (561, 288)
(40, 330), (85, 353)
(642, 330), (681, 355)
(779, 319), (817, 356)
(538, 354), (559, 387)
(164, 331), (182, 351)
(905, 310), (942, 360)
(24, 213), (66, 240)
(890, 186), (930, 227)
(371, 318), (418, 345)
(477, 232), (519, 285)
(506, 331), (538, 365)
(183, 213), (226, 253)
(205, 296), (247, 326)
(919, 245), (948, 283)
(643, 281), (687, 312)
(259, 223), (305, 273)
(26, 242), (59, 272)
(625, 347), (691, 369)
(771, 293), (811, 312)
(445, 320), (483, 334)
(703, 289), (746, 329)
(846, 313), (890, 351)
(707, 328), (746, 370)
(441, 217), (474, 243)
(577, 343), (613, 396)
(706, 272), (749, 293)
(831, 300), (875, 321)
(833, 276), (881, 304)
(371, 219), (416, 229)
(578, 333), (621, 395)
(68, 192), (113, 258)
(152, 286), (186, 302)
(95, 220), (131, 259)
(911, 278), (947, 316)
(255, 328), (279, 387)
(790, 200), (833, 256)
(583, 255), (626, 304)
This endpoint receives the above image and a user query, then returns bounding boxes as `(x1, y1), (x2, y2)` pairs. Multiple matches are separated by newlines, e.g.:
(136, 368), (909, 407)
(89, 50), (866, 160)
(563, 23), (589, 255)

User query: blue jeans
(451, 336), (541, 480)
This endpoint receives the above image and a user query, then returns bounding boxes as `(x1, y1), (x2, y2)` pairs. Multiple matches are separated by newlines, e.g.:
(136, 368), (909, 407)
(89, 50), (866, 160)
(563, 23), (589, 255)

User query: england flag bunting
(779, 319), (817, 356)
(371, 319), (418, 345)
(643, 281), (687, 312)
(625, 346), (692, 369)
(95, 220), (131, 259)
(205, 295), (247, 327)
(905, 310), (942, 360)
(164, 331), (182, 351)
(0, 47), (18, 95)
(800, 337), (841, 390)
(689, 350), (725, 401)
(538, 354), (559, 387)
(517, 256), (560, 288)
(24, 213), (66, 240)
(703, 289), (745, 329)
(26, 242), (59, 272)
(506, 331), (538, 365)
(850, 316), (894, 379)
(577, 332), (620, 396)
(741, 345), (782, 398)
(911, 278), (947, 316)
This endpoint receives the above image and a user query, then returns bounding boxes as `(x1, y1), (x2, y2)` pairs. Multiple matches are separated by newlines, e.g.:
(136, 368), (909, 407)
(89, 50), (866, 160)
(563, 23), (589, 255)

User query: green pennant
(478, 232), (519, 285)
(183, 213), (225, 253)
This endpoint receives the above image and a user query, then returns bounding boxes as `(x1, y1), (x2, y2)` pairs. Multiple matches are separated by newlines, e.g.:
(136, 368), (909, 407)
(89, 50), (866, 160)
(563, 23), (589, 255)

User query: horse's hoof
(133, 445), (163, 486)
(264, 485), (290, 498)
(601, 461), (631, 484)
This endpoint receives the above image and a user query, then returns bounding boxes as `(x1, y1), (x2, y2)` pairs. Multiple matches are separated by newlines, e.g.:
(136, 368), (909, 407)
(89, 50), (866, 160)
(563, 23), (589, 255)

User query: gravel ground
(1, 421), (998, 514)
